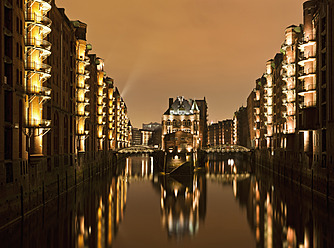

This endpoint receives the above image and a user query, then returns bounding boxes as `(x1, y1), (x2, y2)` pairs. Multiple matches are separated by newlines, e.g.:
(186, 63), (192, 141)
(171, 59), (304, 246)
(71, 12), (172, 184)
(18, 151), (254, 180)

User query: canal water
(1, 154), (333, 247)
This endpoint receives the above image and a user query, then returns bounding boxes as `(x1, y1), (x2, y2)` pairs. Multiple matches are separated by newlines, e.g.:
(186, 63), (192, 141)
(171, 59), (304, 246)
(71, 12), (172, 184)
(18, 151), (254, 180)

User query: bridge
(201, 144), (251, 154)
(206, 172), (251, 183)
(117, 145), (159, 154)
(117, 144), (251, 155)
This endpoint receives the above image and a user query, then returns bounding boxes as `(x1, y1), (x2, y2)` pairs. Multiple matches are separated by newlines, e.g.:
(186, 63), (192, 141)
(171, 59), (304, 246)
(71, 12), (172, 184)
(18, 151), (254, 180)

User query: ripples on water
(1, 154), (333, 247)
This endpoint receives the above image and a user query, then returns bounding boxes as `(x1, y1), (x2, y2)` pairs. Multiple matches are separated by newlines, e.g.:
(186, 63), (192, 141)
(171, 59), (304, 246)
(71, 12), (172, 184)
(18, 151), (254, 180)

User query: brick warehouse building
(0, 0), (132, 227)
(244, 0), (334, 198)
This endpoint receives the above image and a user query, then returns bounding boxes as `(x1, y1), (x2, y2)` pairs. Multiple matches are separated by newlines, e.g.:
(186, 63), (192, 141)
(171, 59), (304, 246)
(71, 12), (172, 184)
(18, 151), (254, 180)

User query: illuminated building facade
(140, 122), (162, 147)
(73, 20), (90, 153)
(162, 96), (202, 152)
(0, 0), (132, 227)
(245, 0), (334, 197)
(263, 60), (274, 149)
(247, 90), (256, 148)
(110, 88), (131, 149)
(207, 119), (233, 147)
(131, 128), (141, 146)
(141, 129), (153, 146)
(251, 77), (267, 149)
(96, 57), (106, 150)
(25, 0), (52, 157)
(195, 98), (208, 148)
(0, 0), (27, 186)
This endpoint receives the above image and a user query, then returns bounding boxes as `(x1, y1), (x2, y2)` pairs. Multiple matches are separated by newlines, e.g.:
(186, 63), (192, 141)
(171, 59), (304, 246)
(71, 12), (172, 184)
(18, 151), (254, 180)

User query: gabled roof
(164, 96), (199, 116)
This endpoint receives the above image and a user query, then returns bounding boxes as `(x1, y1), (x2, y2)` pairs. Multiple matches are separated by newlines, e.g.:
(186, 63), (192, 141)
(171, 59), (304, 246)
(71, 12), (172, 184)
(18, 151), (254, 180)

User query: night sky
(56, 0), (305, 127)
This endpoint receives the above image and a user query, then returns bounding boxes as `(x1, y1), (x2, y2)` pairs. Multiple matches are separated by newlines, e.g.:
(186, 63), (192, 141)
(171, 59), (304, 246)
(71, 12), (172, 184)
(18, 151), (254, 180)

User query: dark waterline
(0, 154), (333, 247)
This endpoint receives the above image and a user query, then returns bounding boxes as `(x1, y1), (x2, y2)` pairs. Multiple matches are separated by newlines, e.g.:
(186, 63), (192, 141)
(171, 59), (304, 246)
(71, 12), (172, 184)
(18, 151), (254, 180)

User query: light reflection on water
(0, 154), (333, 247)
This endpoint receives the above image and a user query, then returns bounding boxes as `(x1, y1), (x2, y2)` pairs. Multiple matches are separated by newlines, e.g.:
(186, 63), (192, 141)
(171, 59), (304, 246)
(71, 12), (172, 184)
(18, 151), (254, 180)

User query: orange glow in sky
(56, 0), (305, 127)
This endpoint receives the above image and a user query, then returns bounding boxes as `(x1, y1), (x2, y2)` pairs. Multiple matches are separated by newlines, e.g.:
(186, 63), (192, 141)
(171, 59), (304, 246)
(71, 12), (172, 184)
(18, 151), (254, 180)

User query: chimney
(169, 98), (173, 108)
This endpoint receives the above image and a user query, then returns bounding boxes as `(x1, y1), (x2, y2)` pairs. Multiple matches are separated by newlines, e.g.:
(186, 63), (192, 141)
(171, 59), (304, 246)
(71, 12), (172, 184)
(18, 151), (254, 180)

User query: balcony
(282, 61), (295, 69)
(26, 62), (51, 77)
(298, 84), (316, 96)
(283, 129), (295, 134)
(30, 0), (52, 11)
(281, 41), (291, 51)
(76, 69), (90, 78)
(287, 110), (296, 116)
(76, 112), (89, 119)
(25, 38), (51, 55)
(282, 85), (288, 93)
(25, 13), (52, 28)
(298, 55), (316, 66)
(298, 70), (316, 80)
(84, 56), (90, 65)
(77, 99), (89, 106)
(25, 14), (51, 36)
(299, 101), (316, 109)
(281, 72), (295, 81)
(26, 85), (51, 97)
(298, 38), (316, 50)
(77, 130), (89, 137)
(25, 119), (51, 128)
(78, 88), (90, 97)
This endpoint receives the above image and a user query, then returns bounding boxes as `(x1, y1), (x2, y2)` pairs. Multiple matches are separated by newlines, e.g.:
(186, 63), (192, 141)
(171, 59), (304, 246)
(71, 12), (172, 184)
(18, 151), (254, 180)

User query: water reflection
(247, 166), (334, 248)
(73, 172), (128, 248)
(158, 173), (206, 239)
(0, 154), (333, 247)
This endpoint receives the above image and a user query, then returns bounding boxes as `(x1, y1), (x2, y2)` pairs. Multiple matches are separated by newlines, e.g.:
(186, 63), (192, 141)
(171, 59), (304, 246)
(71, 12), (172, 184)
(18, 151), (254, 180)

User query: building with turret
(162, 96), (206, 152)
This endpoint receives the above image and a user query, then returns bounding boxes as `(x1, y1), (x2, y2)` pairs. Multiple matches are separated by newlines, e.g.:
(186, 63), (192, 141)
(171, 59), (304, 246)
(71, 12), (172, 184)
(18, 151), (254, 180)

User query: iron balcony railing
(27, 0), (52, 11)
(26, 85), (51, 96)
(25, 119), (51, 128)
(298, 83), (316, 93)
(25, 13), (52, 27)
(299, 101), (316, 108)
(26, 62), (52, 74)
(25, 37), (51, 51)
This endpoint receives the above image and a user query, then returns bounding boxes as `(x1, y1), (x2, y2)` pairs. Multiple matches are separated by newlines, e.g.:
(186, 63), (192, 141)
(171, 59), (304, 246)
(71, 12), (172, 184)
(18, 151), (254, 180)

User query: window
(16, 17), (19, 33)
(5, 163), (13, 183)
(19, 70), (22, 85)
(20, 45), (22, 59)
(16, 69), (19, 84)
(16, 42), (19, 57)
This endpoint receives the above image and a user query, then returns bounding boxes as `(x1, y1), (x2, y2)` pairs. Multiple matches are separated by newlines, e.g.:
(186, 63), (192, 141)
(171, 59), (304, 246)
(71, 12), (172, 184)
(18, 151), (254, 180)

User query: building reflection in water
(159, 172), (206, 239)
(0, 154), (333, 247)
